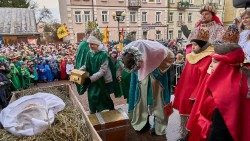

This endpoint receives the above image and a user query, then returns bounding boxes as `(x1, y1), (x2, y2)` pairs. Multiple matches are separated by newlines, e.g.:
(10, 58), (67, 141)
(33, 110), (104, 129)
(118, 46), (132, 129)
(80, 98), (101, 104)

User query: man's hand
(235, 17), (244, 31)
(117, 76), (122, 82)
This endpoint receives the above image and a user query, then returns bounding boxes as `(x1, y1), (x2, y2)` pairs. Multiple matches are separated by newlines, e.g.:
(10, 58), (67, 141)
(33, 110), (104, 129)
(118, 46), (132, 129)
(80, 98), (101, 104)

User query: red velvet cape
(187, 48), (249, 141)
(173, 56), (212, 115)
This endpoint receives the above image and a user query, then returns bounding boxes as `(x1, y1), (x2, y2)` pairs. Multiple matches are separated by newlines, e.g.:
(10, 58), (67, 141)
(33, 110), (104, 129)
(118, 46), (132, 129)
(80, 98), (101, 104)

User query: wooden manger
(1, 84), (102, 141)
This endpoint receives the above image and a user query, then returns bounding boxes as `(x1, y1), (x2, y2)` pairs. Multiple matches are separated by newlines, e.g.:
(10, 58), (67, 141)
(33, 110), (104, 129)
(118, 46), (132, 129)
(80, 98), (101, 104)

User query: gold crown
(200, 4), (217, 14)
(222, 25), (239, 43)
(195, 29), (210, 41)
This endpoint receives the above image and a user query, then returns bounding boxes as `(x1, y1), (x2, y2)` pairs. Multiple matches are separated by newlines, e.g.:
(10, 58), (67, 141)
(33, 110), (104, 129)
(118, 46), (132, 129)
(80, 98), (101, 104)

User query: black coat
(0, 73), (11, 108)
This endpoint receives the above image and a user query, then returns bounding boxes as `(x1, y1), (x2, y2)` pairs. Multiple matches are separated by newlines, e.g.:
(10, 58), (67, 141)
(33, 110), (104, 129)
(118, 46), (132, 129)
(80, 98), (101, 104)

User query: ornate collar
(186, 45), (214, 64)
(200, 21), (216, 28)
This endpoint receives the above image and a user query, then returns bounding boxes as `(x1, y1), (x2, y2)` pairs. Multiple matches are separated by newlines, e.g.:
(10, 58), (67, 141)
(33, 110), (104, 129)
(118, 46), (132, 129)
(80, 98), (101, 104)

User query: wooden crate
(10, 84), (102, 141)
(88, 110), (129, 141)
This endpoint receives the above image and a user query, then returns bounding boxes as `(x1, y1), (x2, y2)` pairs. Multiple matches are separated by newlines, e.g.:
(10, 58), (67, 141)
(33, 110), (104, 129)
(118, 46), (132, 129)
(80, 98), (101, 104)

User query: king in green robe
(82, 36), (114, 114)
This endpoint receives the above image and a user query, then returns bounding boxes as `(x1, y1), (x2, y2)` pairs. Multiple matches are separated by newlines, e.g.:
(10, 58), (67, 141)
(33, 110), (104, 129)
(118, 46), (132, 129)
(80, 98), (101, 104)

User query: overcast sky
(35, 0), (61, 22)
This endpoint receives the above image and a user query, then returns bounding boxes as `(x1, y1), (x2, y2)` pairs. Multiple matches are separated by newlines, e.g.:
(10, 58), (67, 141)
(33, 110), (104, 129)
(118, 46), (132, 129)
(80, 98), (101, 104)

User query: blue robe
(49, 60), (59, 80)
(45, 64), (53, 82)
(37, 64), (46, 81)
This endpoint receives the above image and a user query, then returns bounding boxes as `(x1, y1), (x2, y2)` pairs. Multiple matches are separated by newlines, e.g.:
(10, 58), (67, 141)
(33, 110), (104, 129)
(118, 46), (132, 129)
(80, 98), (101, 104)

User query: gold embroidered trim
(186, 46), (214, 64)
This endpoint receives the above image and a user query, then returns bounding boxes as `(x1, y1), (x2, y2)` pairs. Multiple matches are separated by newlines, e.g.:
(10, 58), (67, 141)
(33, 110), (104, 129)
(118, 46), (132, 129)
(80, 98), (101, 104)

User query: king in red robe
(186, 24), (250, 141)
(173, 28), (214, 115)
(187, 44), (250, 141)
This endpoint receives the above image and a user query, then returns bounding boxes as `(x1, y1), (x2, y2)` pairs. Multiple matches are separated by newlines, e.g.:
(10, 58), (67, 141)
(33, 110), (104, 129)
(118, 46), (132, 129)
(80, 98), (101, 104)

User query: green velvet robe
(84, 50), (114, 113)
(21, 67), (32, 89)
(8, 65), (22, 91)
(109, 59), (131, 101)
(75, 41), (90, 94)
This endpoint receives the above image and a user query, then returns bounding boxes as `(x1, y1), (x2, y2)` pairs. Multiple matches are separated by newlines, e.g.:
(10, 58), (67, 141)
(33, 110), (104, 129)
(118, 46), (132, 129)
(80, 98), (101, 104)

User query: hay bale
(0, 85), (92, 141)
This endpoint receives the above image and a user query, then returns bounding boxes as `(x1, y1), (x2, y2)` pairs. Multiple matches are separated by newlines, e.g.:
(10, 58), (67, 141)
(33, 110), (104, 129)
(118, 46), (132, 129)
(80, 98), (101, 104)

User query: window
(156, 30), (161, 40)
(168, 30), (173, 39)
(143, 31), (148, 39)
(102, 11), (108, 22)
(131, 31), (137, 40)
(178, 30), (182, 39)
(189, 0), (193, 4)
(179, 13), (183, 21)
(75, 11), (82, 23)
(84, 11), (90, 22)
(142, 0), (147, 2)
(169, 0), (174, 3)
(148, 0), (155, 2)
(218, 0), (221, 5)
(188, 13), (192, 22)
(156, 12), (161, 23)
(169, 12), (173, 22)
(130, 12), (136, 22)
(156, 0), (161, 3)
(142, 12), (147, 23)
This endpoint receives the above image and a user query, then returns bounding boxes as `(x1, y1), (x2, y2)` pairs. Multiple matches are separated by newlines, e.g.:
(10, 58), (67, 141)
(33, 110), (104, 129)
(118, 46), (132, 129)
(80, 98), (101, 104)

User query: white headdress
(87, 35), (101, 46)
(123, 40), (169, 81)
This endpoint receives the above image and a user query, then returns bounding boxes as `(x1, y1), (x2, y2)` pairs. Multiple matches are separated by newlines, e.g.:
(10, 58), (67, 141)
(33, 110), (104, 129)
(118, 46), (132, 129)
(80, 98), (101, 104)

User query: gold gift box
(70, 69), (89, 85)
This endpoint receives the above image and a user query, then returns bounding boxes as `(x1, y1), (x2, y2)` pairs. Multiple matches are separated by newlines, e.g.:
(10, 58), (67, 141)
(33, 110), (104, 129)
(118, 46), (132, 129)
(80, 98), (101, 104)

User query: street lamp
(112, 11), (126, 42)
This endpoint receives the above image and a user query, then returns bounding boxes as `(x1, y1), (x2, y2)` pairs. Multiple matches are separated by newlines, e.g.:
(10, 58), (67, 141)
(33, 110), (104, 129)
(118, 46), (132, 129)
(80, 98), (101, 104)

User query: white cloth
(125, 40), (169, 81)
(87, 35), (101, 45)
(66, 64), (74, 75)
(0, 93), (65, 136)
(239, 30), (250, 63)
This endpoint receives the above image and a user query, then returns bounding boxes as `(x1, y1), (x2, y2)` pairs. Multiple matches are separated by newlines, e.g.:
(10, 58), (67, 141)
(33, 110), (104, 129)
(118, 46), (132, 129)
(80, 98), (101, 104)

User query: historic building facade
(59, 0), (224, 43)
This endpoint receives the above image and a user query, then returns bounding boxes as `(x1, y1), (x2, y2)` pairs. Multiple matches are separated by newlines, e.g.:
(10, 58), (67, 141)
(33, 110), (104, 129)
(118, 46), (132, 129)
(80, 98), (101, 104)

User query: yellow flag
(116, 43), (124, 52)
(102, 26), (109, 44)
(57, 24), (69, 39)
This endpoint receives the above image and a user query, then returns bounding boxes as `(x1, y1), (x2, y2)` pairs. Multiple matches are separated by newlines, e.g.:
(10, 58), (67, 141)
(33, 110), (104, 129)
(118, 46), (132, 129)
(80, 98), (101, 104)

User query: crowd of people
(0, 43), (78, 107)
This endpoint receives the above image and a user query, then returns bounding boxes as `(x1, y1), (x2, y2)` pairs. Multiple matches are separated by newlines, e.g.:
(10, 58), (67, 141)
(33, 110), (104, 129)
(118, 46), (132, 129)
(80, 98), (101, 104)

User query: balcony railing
(177, 1), (189, 10)
(128, 0), (141, 10)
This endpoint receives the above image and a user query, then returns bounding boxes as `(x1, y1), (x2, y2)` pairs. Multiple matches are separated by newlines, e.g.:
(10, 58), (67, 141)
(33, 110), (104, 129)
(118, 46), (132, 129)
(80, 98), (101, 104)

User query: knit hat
(87, 35), (101, 46)
(200, 4), (217, 15)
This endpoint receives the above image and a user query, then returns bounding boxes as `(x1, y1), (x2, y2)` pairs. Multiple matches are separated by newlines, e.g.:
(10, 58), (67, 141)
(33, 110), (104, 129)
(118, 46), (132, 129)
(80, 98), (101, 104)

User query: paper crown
(222, 24), (239, 43)
(195, 29), (210, 41)
(200, 4), (217, 15)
